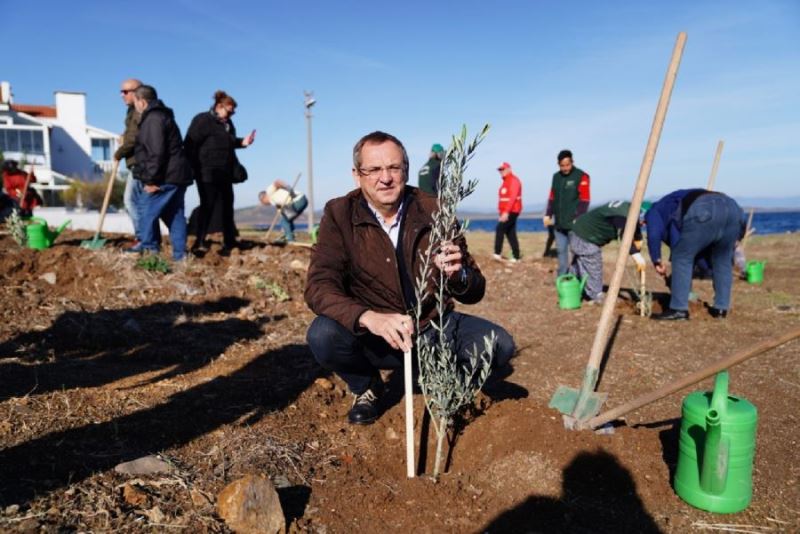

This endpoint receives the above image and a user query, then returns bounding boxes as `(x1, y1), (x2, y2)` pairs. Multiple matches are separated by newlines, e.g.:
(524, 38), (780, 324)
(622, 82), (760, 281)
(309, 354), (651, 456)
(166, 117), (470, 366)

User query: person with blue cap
(417, 143), (444, 195)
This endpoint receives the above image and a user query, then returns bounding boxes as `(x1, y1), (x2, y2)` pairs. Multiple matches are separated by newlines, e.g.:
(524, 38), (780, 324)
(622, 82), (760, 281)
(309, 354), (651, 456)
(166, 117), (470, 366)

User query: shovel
(549, 32), (687, 428)
(81, 160), (119, 250)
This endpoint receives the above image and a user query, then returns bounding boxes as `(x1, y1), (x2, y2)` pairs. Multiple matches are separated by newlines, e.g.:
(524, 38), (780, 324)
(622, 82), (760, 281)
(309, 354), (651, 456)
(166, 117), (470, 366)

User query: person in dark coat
(304, 131), (515, 425)
(184, 90), (255, 255)
(417, 143), (444, 194)
(131, 85), (193, 260)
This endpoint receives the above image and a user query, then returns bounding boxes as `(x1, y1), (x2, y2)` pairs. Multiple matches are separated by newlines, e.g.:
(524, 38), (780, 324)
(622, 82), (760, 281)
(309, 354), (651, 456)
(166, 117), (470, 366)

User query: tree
(412, 124), (494, 481)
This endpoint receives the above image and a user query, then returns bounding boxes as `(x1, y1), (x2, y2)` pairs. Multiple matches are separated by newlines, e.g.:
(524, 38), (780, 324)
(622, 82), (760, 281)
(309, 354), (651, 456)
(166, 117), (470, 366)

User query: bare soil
(0, 230), (798, 533)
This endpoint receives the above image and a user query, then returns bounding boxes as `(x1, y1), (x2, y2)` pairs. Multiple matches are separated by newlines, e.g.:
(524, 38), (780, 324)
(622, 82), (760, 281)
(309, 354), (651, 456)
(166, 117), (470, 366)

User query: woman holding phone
(185, 90), (255, 255)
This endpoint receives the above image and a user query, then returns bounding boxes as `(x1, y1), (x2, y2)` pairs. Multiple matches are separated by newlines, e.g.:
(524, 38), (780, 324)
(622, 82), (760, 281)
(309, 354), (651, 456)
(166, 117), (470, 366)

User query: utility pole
(304, 91), (316, 230)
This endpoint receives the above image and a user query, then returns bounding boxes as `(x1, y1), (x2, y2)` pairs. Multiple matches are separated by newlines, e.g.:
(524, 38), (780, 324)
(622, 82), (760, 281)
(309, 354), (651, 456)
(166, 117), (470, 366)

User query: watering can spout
(53, 220), (72, 239)
(700, 372), (730, 495)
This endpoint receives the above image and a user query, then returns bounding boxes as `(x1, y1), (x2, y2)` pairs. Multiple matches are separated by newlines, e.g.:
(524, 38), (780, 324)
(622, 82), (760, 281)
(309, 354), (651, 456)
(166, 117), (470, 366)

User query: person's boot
(347, 378), (384, 425)
(708, 307), (729, 319)
(652, 308), (689, 321)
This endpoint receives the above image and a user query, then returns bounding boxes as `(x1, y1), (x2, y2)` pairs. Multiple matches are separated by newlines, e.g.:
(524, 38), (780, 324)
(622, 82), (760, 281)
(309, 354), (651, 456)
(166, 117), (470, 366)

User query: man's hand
(543, 215), (553, 227)
(654, 261), (668, 277)
(144, 184), (161, 194)
(358, 311), (413, 352)
(498, 212), (509, 223)
(433, 241), (463, 279)
(632, 252), (646, 272)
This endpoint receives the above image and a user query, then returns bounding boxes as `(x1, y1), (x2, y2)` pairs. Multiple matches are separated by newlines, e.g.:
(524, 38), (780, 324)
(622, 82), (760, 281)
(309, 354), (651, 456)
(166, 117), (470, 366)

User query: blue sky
(5, 0), (799, 212)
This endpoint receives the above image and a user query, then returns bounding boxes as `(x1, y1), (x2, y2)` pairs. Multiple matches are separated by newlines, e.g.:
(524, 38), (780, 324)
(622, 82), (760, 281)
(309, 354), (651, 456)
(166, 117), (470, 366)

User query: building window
(91, 138), (111, 161)
(0, 128), (45, 155)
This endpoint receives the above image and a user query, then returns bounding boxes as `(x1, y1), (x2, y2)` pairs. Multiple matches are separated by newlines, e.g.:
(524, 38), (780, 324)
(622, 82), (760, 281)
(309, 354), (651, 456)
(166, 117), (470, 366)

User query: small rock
(272, 474), (291, 489)
(4, 504), (19, 515)
(114, 455), (172, 476)
(289, 259), (309, 272)
(217, 475), (285, 534)
(142, 506), (165, 524)
(385, 427), (399, 441)
(18, 518), (39, 534)
(314, 378), (334, 391)
(190, 489), (212, 508)
(39, 272), (57, 285)
(122, 483), (148, 507)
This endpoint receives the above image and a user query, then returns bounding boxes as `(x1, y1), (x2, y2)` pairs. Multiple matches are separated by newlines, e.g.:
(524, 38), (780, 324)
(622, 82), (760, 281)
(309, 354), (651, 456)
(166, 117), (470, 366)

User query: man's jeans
(278, 196), (308, 242)
(670, 194), (743, 311)
(306, 312), (516, 395)
(139, 184), (188, 260)
(555, 228), (570, 275)
(124, 173), (143, 241)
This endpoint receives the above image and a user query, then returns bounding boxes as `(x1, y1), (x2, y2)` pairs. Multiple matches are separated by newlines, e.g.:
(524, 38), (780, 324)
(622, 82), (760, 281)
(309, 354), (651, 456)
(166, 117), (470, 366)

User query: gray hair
(134, 85), (158, 103)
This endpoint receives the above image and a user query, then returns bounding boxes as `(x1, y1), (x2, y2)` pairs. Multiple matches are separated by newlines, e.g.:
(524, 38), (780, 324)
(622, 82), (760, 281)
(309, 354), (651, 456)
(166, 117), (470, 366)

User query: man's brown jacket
(305, 187), (485, 334)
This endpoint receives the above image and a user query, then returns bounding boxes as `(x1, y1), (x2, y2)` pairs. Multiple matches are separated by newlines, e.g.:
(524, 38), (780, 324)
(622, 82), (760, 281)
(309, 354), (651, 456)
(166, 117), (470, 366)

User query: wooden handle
(586, 326), (800, 429)
(94, 160), (119, 240)
(585, 32), (687, 373)
(403, 349), (415, 478)
(706, 140), (725, 191)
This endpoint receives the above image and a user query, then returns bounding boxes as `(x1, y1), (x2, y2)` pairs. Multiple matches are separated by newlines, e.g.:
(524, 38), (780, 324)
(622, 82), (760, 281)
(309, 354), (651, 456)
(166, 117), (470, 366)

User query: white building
(0, 81), (120, 204)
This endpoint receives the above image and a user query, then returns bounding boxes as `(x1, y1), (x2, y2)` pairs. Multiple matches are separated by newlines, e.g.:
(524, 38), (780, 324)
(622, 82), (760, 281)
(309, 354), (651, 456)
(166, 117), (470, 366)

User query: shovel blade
(549, 385), (608, 420)
(80, 237), (106, 250)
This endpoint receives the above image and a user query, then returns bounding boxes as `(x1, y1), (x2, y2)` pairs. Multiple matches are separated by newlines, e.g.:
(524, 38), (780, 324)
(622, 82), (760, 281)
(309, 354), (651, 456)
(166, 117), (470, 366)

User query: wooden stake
(741, 208), (755, 249)
(403, 349), (415, 478)
(571, 32), (688, 419)
(639, 269), (646, 318)
(585, 326), (800, 429)
(706, 140), (724, 191)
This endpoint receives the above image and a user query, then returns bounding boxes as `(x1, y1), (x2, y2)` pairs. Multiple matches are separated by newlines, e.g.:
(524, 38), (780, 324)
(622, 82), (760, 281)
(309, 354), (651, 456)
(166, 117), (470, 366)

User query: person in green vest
(569, 200), (646, 303)
(544, 149), (591, 275)
(417, 143), (444, 195)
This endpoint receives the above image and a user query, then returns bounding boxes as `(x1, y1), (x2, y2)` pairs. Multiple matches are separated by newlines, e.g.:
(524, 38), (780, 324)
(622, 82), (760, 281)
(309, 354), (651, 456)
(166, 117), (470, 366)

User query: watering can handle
(579, 275), (588, 292)
(709, 370), (729, 418)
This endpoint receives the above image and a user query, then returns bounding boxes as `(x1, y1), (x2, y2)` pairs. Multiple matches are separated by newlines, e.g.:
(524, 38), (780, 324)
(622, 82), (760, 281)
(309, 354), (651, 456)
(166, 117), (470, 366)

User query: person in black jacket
(184, 90), (256, 254)
(132, 85), (193, 260)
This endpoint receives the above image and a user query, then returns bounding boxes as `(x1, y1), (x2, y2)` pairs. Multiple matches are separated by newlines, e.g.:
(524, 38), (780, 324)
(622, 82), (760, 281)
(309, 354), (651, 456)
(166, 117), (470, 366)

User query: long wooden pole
(706, 140), (724, 191)
(92, 160), (119, 240)
(571, 32), (688, 419)
(741, 208), (755, 249)
(585, 326), (800, 429)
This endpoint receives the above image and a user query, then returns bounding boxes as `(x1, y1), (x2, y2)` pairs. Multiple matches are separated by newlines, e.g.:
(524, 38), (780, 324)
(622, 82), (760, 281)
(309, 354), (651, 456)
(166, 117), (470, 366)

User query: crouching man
(305, 131), (516, 425)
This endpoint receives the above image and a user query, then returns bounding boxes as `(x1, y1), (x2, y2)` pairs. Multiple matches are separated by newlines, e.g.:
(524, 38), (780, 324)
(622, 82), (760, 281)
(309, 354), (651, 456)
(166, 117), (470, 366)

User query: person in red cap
(494, 162), (522, 262)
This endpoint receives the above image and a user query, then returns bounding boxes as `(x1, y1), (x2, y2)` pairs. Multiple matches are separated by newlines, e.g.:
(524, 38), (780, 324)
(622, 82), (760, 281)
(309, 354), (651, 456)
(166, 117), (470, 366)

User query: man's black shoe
(709, 307), (728, 319)
(348, 379), (384, 425)
(652, 308), (689, 321)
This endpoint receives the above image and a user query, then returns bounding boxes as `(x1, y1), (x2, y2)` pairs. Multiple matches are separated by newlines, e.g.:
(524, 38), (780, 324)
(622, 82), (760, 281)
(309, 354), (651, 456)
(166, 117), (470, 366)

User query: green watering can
(26, 217), (71, 250)
(745, 261), (766, 285)
(674, 371), (758, 513)
(556, 274), (587, 310)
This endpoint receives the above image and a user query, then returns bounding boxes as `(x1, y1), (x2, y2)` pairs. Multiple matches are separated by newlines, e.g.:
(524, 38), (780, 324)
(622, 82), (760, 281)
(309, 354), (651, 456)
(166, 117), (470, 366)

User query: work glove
(632, 252), (646, 272)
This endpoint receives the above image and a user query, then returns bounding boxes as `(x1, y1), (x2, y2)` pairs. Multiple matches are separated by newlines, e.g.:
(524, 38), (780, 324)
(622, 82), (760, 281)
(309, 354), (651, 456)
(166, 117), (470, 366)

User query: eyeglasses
(120, 89), (136, 94)
(358, 164), (404, 178)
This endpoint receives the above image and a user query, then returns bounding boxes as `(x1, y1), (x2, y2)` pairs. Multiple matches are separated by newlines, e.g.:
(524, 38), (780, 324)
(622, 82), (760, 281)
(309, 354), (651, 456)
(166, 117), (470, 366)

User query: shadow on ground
(482, 450), (663, 533)
(0, 297), (270, 400)
(0, 342), (325, 507)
